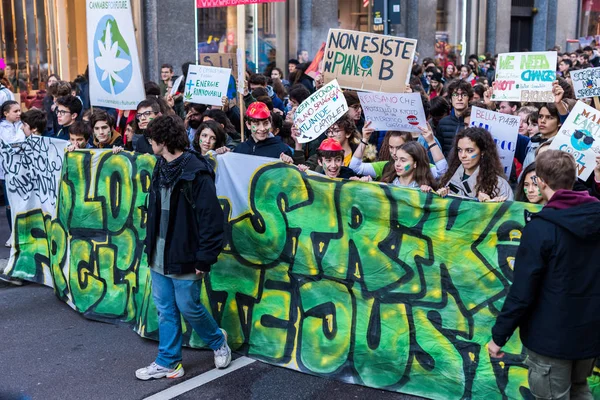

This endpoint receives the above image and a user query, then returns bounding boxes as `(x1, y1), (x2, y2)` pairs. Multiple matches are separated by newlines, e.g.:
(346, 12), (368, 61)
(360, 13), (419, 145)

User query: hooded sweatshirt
(492, 190), (600, 359)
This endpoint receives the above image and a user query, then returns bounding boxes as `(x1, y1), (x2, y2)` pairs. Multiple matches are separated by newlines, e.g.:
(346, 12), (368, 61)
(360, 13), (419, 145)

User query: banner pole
(194, 1), (199, 65)
(238, 4), (246, 142)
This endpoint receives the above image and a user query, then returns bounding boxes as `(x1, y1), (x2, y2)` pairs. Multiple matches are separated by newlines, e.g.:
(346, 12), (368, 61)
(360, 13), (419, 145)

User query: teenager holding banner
(380, 141), (438, 192)
(514, 163), (545, 205)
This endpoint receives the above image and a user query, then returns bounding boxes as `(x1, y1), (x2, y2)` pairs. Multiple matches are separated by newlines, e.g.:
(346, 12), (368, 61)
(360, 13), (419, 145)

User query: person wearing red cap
(298, 138), (370, 181)
(233, 101), (293, 160)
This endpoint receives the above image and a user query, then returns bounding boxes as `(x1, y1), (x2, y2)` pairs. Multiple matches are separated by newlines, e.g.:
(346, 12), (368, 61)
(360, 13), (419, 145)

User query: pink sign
(197, 0), (284, 7)
(0, 58), (5, 70)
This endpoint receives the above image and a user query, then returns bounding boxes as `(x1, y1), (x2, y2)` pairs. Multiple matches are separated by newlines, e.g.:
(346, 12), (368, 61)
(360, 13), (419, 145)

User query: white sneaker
(135, 362), (184, 380)
(214, 329), (232, 369)
(4, 234), (12, 248)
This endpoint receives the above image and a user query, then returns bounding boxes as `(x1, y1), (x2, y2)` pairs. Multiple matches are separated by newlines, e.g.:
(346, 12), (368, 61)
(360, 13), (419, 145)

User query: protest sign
(571, 67), (600, 99)
(170, 75), (184, 96)
(549, 101), (600, 180)
(492, 51), (557, 103)
(323, 29), (416, 93)
(470, 106), (519, 178)
(358, 92), (425, 132)
(199, 53), (238, 76)
(294, 80), (348, 143)
(578, 36), (600, 48)
(17, 149), (600, 399)
(197, 0), (284, 7)
(86, 0), (145, 109)
(184, 64), (231, 106)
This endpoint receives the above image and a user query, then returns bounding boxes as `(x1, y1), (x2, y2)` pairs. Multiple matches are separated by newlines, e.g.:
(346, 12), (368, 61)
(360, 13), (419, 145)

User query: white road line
(143, 356), (256, 400)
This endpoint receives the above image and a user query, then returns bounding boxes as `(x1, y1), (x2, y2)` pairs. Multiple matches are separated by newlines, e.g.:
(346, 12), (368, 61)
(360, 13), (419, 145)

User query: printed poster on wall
(323, 29), (417, 93)
(358, 92), (426, 132)
(571, 67), (600, 99)
(550, 101), (600, 181)
(86, 0), (145, 110)
(470, 106), (519, 178)
(492, 51), (557, 103)
(294, 80), (348, 143)
(184, 64), (232, 106)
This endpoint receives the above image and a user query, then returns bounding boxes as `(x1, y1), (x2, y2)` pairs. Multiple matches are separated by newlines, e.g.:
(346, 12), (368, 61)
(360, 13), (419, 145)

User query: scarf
(157, 150), (193, 188)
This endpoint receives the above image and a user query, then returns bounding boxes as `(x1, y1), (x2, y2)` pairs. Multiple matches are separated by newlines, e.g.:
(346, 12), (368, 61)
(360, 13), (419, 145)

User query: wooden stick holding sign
(237, 5), (246, 142)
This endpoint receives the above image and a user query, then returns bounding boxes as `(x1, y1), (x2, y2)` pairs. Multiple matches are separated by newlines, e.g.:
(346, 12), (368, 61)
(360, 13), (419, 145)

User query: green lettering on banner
(7, 151), (600, 399)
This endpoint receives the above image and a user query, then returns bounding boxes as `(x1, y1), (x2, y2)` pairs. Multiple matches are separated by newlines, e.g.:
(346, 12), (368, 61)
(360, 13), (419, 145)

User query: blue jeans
(150, 270), (225, 369)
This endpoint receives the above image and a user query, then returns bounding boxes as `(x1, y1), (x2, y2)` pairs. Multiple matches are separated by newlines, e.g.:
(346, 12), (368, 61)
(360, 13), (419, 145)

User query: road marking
(143, 356), (256, 400)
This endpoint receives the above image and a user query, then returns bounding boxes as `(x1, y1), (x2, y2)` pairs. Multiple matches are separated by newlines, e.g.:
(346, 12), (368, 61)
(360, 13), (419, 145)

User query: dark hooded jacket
(233, 135), (292, 159)
(435, 109), (464, 156)
(492, 190), (600, 359)
(144, 153), (224, 274)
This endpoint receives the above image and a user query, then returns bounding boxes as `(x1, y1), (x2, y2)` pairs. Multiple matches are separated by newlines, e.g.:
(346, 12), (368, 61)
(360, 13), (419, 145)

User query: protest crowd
(1, 32), (600, 399)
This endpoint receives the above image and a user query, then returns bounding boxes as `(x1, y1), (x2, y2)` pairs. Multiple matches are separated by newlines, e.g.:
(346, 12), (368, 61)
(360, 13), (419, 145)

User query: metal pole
(253, 3), (258, 73)
(195, 1), (199, 65)
(237, 5), (246, 142)
(383, 0), (388, 35)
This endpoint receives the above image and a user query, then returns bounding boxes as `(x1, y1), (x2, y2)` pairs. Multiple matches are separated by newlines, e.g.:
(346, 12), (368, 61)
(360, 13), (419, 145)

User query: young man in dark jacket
(234, 101), (293, 159)
(488, 150), (600, 399)
(136, 115), (231, 380)
(435, 79), (472, 156)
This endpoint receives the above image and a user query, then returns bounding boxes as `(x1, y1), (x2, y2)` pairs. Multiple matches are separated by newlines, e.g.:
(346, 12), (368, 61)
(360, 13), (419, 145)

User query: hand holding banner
(294, 80), (348, 144)
(571, 67), (600, 99)
(358, 92), (426, 132)
(184, 65), (232, 106)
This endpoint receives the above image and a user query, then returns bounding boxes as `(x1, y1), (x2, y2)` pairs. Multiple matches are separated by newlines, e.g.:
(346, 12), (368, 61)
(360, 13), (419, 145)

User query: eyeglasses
(452, 92), (467, 98)
(326, 128), (344, 137)
(349, 104), (362, 110)
(573, 130), (595, 145)
(56, 109), (71, 116)
(136, 111), (156, 120)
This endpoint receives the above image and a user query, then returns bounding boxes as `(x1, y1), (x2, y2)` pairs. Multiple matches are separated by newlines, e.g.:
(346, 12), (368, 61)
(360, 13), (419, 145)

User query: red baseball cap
(318, 138), (344, 152)
(245, 102), (271, 119)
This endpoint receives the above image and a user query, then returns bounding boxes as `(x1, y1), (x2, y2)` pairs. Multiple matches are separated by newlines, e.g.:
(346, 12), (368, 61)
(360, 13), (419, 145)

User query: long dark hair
(440, 127), (505, 197)
(378, 131), (415, 180)
(515, 162), (536, 202)
(381, 141), (437, 189)
(193, 120), (227, 152)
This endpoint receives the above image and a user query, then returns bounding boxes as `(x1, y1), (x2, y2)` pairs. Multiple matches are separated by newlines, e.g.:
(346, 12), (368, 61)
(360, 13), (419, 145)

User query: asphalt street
(0, 205), (425, 400)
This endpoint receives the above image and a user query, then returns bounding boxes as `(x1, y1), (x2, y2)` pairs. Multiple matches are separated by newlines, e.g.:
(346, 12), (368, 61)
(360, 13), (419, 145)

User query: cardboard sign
(197, 0), (284, 7)
(86, 0), (145, 109)
(550, 101), (600, 181)
(184, 65), (231, 106)
(170, 75), (184, 96)
(470, 106), (520, 178)
(578, 36), (600, 48)
(199, 53), (238, 77)
(357, 92), (425, 132)
(323, 29), (417, 93)
(492, 51), (557, 103)
(294, 80), (348, 144)
(571, 67), (600, 99)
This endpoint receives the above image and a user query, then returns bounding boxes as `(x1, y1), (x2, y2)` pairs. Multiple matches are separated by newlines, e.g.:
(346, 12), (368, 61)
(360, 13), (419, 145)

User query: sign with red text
(323, 29), (417, 93)
(470, 106), (519, 178)
(492, 51), (557, 103)
(550, 101), (600, 181)
(197, 0), (284, 7)
(357, 92), (425, 132)
(294, 80), (348, 143)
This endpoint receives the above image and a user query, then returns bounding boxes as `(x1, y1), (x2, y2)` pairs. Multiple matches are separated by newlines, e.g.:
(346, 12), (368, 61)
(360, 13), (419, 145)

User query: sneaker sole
(216, 329), (232, 369)
(135, 364), (184, 380)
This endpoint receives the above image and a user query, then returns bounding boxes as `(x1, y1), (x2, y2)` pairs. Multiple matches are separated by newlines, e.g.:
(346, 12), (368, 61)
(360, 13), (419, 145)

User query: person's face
(136, 107), (158, 130)
(94, 121), (112, 144)
(125, 124), (134, 142)
(148, 137), (166, 157)
(394, 149), (416, 178)
(585, 49), (593, 57)
(498, 102), (515, 115)
(271, 69), (281, 80)
(22, 122), (33, 137)
(559, 61), (569, 72)
(300, 51), (309, 62)
(446, 65), (455, 76)
(562, 54), (570, 60)
(347, 104), (362, 121)
(472, 92), (481, 101)
(326, 125), (349, 145)
(288, 63), (297, 74)
(388, 136), (406, 160)
(578, 54), (585, 64)
(538, 107), (560, 136)
(47, 76), (58, 86)
(56, 105), (74, 126)
(451, 90), (469, 111)
(430, 79), (441, 90)
(570, 53), (577, 63)
(523, 171), (543, 204)
(4, 104), (21, 123)
(199, 128), (217, 154)
(527, 119), (539, 136)
(69, 134), (87, 149)
(463, 116), (471, 128)
(247, 119), (271, 141)
(461, 66), (470, 78)
(518, 112), (529, 135)
(457, 137), (481, 171)
(5, 65), (15, 78)
(319, 156), (343, 178)
(160, 68), (173, 82)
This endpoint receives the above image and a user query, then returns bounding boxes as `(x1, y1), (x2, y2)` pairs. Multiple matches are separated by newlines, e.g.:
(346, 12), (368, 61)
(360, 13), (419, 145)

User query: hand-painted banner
(294, 80), (348, 143)
(86, 0), (145, 109)
(6, 150), (600, 399)
(197, 0), (284, 7)
(492, 51), (557, 103)
(470, 106), (520, 178)
(323, 29), (416, 93)
(184, 65), (231, 106)
(550, 100), (600, 181)
(357, 92), (426, 132)
(571, 67), (600, 99)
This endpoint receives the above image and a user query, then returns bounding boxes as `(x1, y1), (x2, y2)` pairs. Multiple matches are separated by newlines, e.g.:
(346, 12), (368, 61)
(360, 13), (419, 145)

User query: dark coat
(233, 135), (292, 159)
(492, 190), (600, 359)
(435, 110), (463, 156)
(144, 154), (224, 274)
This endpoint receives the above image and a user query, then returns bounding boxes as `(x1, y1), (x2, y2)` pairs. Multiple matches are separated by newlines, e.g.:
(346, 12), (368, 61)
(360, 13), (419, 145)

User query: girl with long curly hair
(438, 127), (513, 201)
(381, 142), (438, 193)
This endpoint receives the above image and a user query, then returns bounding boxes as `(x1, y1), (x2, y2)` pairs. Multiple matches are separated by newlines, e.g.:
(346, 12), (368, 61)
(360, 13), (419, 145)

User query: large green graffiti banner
(4, 148), (600, 399)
